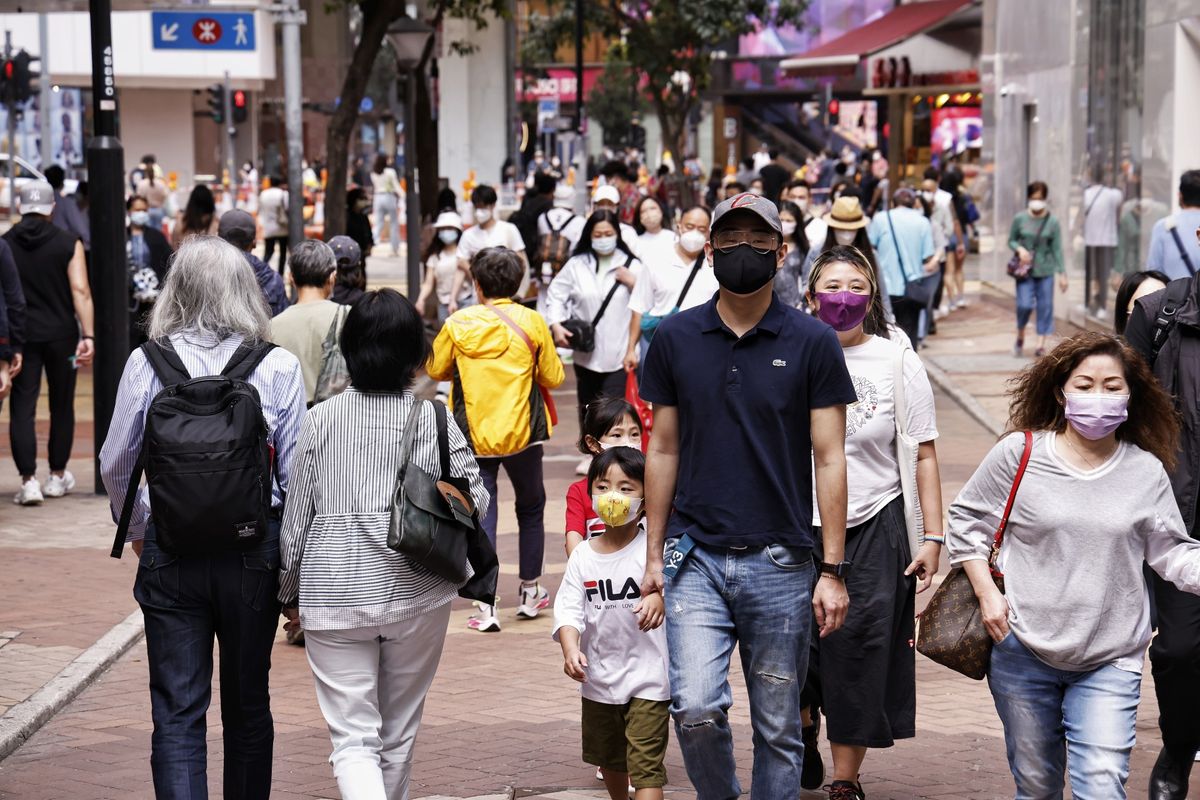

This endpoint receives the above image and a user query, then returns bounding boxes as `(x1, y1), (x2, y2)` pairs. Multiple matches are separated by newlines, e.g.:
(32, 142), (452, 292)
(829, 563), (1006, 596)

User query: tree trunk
(323, 1), (408, 239)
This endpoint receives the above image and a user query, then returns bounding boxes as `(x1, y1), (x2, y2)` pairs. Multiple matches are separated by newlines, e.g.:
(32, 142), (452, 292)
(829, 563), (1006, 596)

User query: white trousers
(304, 603), (452, 800)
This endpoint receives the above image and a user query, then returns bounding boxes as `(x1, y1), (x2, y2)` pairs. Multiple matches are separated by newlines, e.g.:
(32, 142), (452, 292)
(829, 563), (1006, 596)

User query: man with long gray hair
(100, 235), (306, 798)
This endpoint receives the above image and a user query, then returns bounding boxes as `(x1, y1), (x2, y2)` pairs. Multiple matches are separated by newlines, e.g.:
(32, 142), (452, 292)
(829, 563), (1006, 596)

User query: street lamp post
(387, 17), (434, 301)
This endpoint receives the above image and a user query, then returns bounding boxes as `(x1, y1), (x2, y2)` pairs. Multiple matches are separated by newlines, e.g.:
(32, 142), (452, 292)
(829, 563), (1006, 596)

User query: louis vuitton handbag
(916, 431), (1032, 680)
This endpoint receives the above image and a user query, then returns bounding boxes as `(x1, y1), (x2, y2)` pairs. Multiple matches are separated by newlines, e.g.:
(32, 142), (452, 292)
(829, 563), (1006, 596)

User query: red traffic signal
(828, 99), (840, 118)
(231, 89), (247, 124)
(2, 61), (12, 81)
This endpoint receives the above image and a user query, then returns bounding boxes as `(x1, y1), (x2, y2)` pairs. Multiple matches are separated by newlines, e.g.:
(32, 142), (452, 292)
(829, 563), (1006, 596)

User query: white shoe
(1094, 308), (1108, 320)
(576, 456), (592, 476)
(955, 297), (968, 309)
(467, 603), (501, 632)
(516, 583), (550, 619)
(42, 471), (75, 498)
(13, 478), (43, 506)
(937, 303), (950, 317)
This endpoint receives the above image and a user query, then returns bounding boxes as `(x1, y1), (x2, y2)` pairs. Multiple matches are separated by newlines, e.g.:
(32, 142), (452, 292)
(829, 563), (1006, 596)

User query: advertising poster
(931, 106), (982, 158)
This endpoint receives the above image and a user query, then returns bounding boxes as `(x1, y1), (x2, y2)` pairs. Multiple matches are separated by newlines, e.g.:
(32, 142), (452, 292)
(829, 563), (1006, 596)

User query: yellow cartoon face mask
(591, 491), (644, 527)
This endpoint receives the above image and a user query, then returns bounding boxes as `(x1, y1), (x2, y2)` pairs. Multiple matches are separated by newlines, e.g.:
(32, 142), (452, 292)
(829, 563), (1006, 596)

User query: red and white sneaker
(467, 602), (501, 632)
(516, 583), (550, 619)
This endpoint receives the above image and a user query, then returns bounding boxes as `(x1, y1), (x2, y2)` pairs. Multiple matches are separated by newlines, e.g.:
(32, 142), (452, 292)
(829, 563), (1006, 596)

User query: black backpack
(110, 340), (278, 558)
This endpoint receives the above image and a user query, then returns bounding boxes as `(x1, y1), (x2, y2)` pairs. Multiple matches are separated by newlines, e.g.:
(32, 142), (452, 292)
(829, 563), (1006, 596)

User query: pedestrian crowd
(6, 147), (1200, 800)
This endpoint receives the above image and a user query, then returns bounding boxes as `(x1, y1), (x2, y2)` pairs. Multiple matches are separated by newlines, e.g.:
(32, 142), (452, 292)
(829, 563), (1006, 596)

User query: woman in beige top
(135, 172), (171, 233)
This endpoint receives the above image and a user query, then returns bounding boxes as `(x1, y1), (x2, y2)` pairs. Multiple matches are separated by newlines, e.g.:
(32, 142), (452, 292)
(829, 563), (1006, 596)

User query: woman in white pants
(279, 288), (489, 800)
(370, 154), (402, 256)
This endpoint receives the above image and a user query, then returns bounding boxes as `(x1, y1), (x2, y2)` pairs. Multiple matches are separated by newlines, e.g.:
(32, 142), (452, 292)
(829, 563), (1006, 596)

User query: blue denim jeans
(135, 523), (282, 799)
(664, 540), (814, 800)
(988, 632), (1140, 799)
(1015, 274), (1055, 336)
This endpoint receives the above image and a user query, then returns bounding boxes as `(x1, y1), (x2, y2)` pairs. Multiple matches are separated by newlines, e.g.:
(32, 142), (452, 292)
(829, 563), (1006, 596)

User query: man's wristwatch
(818, 560), (852, 580)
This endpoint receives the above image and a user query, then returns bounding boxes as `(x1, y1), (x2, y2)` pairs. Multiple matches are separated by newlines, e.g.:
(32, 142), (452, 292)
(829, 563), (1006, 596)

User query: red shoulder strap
(991, 431), (1033, 572)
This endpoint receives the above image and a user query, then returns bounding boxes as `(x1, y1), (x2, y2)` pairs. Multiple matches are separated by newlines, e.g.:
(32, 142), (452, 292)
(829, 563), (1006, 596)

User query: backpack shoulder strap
(1167, 221), (1197, 277)
(222, 341), (277, 381)
(110, 445), (146, 559)
(550, 213), (573, 234)
(1151, 278), (1193, 364)
(142, 340), (191, 387)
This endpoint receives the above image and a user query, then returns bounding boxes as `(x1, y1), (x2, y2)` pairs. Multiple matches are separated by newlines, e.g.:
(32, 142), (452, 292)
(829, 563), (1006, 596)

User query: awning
(780, 0), (975, 77)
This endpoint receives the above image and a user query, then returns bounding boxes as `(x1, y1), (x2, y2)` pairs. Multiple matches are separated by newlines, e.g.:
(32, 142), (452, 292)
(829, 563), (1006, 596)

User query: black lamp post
(386, 17), (434, 301)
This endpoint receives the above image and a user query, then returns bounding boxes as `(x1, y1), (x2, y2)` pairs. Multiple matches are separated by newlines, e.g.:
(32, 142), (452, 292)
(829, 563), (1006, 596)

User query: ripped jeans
(664, 539), (814, 800)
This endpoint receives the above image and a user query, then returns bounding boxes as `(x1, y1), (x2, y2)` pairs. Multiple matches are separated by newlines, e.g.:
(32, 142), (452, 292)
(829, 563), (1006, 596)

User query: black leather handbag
(388, 400), (475, 583)
(562, 280), (622, 353)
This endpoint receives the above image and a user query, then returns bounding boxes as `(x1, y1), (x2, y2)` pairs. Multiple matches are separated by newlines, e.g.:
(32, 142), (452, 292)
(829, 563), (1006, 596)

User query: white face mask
(781, 220), (797, 237)
(129, 210), (150, 228)
(679, 229), (707, 255)
(599, 438), (638, 451)
(794, 198), (810, 213)
(834, 228), (859, 247)
(474, 208), (493, 224)
(593, 235), (618, 255)
(921, 190), (935, 203)
(1028, 199), (1047, 214)
(438, 229), (458, 244)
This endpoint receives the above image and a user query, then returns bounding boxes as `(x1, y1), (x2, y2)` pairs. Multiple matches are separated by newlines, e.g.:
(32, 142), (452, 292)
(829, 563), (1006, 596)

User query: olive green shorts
(581, 696), (670, 788)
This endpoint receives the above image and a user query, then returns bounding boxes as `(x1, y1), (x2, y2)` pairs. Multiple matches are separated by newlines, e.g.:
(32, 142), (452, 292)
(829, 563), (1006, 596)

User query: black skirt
(811, 494), (916, 748)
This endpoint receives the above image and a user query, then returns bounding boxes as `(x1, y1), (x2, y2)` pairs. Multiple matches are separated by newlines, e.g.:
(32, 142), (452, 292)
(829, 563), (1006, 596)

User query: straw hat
(433, 211), (463, 231)
(823, 196), (869, 230)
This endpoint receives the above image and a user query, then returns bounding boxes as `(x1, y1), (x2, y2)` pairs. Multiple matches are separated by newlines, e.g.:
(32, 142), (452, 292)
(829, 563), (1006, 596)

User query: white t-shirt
(370, 168), (401, 196)
(456, 220), (526, 263)
(813, 335), (938, 528)
(637, 229), (676, 265)
(259, 187), (289, 238)
(1082, 185), (1124, 247)
(426, 250), (474, 306)
(629, 248), (718, 317)
(805, 215), (829, 250)
(552, 528), (671, 705)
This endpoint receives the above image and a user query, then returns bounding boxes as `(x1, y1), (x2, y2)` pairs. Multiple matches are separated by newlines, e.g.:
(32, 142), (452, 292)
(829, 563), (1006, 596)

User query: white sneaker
(468, 603), (501, 632)
(42, 471), (75, 498)
(576, 456), (592, 476)
(13, 478), (43, 506)
(517, 583), (550, 619)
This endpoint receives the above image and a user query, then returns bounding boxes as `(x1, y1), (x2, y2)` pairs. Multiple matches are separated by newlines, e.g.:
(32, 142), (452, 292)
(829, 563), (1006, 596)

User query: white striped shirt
(99, 332), (307, 542)
(278, 389), (489, 630)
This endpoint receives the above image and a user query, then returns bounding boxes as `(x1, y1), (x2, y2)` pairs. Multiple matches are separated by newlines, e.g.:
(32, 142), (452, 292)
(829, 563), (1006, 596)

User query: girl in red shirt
(565, 396), (644, 555)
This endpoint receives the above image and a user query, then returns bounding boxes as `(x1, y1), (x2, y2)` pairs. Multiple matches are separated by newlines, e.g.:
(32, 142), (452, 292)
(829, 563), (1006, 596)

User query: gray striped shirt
(278, 389), (489, 630)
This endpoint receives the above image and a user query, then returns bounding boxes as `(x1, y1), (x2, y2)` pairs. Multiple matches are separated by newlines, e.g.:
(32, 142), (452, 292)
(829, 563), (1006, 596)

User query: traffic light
(206, 84), (225, 124)
(231, 89), (247, 124)
(11, 51), (36, 103)
(827, 98), (840, 124)
(0, 59), (13, 106)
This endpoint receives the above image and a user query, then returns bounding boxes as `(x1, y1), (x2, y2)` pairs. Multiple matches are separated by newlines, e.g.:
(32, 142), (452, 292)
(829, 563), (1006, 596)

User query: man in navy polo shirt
(639, 192), (856, 800)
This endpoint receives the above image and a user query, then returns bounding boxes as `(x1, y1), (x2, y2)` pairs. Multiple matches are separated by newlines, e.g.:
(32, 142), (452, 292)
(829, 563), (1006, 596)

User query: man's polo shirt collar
(699, 292), (787, 337)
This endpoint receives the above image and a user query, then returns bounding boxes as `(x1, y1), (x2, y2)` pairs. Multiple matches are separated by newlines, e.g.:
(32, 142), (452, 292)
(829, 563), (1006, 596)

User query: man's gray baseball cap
(710, 191), (782, 234)
(19, 181), (55, 216)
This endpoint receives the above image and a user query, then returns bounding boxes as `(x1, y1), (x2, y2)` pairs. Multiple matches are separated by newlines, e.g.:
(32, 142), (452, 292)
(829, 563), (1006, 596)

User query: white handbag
(893, 344), (925, 557)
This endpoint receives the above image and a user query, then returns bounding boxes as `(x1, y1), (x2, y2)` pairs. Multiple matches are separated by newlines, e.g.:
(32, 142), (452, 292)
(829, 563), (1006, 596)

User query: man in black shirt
(758, 148), (791, 206)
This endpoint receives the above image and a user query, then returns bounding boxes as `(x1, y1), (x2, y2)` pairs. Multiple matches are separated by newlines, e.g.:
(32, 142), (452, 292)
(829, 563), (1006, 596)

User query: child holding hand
(553, 447), (670, 800)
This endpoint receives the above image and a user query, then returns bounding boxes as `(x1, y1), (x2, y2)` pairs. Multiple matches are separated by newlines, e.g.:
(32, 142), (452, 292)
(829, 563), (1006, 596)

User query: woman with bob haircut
(947, 331), (1200, 799)
(279, 287), (489, 799)
(100, 235), (307, 797)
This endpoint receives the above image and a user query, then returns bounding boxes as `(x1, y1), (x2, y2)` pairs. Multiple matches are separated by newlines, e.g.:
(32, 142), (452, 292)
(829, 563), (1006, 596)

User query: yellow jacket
(428, 299), (565, 457)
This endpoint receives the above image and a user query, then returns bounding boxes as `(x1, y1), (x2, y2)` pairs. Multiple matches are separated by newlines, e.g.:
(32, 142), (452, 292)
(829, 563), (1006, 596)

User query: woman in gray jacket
(279, 288), (488, 800)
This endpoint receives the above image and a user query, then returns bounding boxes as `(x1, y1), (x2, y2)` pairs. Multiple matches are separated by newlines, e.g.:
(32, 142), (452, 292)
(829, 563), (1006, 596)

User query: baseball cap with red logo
(711, 192), (782, 235)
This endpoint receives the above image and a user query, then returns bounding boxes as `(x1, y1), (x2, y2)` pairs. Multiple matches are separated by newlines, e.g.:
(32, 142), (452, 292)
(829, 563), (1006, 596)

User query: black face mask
(712, 245), (778, 295)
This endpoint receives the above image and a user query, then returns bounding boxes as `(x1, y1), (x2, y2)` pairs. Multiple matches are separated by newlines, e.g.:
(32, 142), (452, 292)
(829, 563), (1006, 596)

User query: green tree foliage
(586, 56), (646, 148)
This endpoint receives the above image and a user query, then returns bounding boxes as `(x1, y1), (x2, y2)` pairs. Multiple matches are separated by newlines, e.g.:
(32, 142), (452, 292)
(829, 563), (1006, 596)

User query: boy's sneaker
(43, 471), (76, 498)
(826, 780), (865, 800)
(468, 603), (501, 632)
(516, 583), (550, 619)
(13, 478), (43, 506)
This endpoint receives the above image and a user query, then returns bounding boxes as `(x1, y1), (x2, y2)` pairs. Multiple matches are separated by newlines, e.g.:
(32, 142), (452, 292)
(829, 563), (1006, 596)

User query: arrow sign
(151, 11), (256, 51)
(160, 22), (179, 42)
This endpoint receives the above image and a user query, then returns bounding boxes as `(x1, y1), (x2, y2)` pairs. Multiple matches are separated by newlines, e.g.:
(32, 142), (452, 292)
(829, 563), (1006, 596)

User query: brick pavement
(0, 293), (1188, 799)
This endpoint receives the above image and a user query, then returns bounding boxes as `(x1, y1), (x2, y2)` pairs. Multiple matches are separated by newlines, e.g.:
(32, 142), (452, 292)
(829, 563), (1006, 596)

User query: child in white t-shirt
(553, 446), (669, 800)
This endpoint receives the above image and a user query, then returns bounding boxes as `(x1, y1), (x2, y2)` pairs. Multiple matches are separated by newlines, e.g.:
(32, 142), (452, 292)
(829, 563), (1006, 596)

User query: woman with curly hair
(946, 331), (1200, 799)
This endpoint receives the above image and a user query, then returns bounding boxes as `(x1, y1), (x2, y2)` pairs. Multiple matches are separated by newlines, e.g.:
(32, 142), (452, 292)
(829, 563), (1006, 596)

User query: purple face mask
(1064, 392), (1129, 440)
(814, 291), (871, 332)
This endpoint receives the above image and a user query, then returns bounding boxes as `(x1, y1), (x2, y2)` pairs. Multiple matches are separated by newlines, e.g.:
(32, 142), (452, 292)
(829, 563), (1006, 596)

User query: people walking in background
(6, 182), (94, 506)
(100, 236), (305, 799)
(259, 176), (291, 274)
(45, 165), (90, 253)
(1147, 170), (1200, 281)
(869, 188), (936, 346)
(600, 161), (641, 226)
(279, 288), (484, 800)
(948, 332), (1200, 800)
(344, 186), (375, 262)
(633, 197), (675, 265)
(1113, 270), (1168, 336)
(922, 169), (965, 314)
(803, 246), (944, 799)
(775, 200), (810, 308)
(1008, 181), (1067, 357)
(135, 156), (171, 233)
(428, 247), (564, 633)
(554, 446), (670, 800)
(125, 195), (171, 347)
(1081, 169), (1125, 318)
(639, 192), (855, 800)
(451, 184), (528, 312)
(217, 210), (289, 317)
(171, 184), (220, 248)
(269, 240), (342, 406)
(370, 155), (402, 257)
(591, 185), (641, 255)
(328, 236), (366, 306)
(417, 211), (473, 323)
(759, 148), (790, 206)
(787, 180), (828, 248)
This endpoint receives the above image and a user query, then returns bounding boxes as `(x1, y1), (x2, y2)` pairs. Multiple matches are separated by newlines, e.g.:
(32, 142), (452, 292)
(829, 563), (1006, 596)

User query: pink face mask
(814, 291), (871, 332)
(1064, 393), (1129, 440)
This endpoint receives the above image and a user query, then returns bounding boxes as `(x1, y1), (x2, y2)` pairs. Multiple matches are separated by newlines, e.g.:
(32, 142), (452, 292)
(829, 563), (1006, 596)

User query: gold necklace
(1061, 431), (1115, 471)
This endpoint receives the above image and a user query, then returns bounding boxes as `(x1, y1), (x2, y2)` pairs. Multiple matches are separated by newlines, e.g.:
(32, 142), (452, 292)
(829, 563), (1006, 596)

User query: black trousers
(573, 363), (626, 431)
(9, 337), (78, 477)
(264, 236), (288, 275)
(1150, 571), (1200, 760)
(1085, 245), (1115, 312)
(889, 296), (923, 348)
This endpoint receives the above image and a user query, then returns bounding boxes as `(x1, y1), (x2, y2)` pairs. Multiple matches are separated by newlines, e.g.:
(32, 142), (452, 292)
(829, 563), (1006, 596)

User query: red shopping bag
(626, 370), (653, 452)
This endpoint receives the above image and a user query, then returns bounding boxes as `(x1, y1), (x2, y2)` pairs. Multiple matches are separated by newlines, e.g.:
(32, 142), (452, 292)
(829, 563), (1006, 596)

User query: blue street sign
(151, 11), (256, 51)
